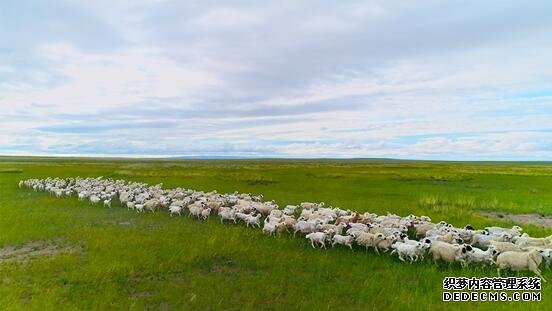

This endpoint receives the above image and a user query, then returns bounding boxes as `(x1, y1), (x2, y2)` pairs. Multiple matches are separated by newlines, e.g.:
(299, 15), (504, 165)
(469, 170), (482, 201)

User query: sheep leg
(534, 269), (547, 282)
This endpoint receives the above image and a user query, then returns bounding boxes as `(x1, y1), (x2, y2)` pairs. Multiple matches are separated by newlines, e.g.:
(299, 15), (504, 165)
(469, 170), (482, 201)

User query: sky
(1, 0), (552, 160)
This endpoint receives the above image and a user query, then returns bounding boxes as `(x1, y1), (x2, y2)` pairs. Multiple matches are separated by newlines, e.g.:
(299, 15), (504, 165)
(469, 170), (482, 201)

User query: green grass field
(1, 157), (552, 310)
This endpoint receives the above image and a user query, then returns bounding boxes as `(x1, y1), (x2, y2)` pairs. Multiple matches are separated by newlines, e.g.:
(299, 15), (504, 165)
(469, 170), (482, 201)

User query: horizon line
(1, 153), (552, 163)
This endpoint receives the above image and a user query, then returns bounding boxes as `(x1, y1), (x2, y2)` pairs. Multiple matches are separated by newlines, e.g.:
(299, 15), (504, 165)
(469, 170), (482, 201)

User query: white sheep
(262, 221), (285, 235)
(244, 214), (261, 227)
(485, 225), (522, 237)
(219, 209), (237, 223)
(471, 232), (511, 248)
(375, 235), (397, 253)
(188, 205), (203, 219)
(540, 249), (552, 267)
(269, 209), (283, 218)
(283, 205), (297, 215)
(489, 240), (523, 253)
(89, 195), (101, 204)
(293, 220), (320, 236)
(200, 207), (211, 220)
(514, 235), (552, 248)
(126, 201), (135, 210)
(353, 232), (385, 253)
(332, 234), (354, 249)
(496, 250), (547, 282)
(305, 232), (327, 248)
(463, 245), (497, 266)
(391, 242), (424, 262)
(169, 205), (182, 217)
(428, 240), (465, 264)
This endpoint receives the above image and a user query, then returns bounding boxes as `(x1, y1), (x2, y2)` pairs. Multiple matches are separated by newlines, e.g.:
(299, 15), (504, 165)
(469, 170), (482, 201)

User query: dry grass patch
(480, 211), (552, 228)
(0, 239), (81, 263)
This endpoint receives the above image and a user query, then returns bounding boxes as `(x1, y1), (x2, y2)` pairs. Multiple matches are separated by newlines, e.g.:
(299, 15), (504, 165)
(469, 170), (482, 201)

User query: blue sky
(1, 0), (552, 159)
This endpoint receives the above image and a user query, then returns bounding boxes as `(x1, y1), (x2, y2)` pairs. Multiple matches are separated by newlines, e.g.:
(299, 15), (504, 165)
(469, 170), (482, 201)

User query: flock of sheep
(20, 177), (552, 281)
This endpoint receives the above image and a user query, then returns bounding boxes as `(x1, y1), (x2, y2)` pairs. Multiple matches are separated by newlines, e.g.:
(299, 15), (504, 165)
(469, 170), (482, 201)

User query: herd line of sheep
(19, 177), (552, 281)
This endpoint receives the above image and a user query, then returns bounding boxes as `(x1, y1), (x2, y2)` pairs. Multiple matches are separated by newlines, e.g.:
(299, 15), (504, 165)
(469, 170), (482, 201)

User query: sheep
(391, 242), (425, 262)
(20, 176), (552, 275)
(244, 214), (261, 227)
(435, 232), (464, 245)
(235, 212), (250, 222)
(462, 245), (497, 266)
(353, 232), (385, 253)
(332, 234), (354, 249)
(254, 201), (278, 215)
(348, 223), (369, 232)
(89, 195), (101, 204)
(126, 201), (135, 210)
(415, 223), (436, 237)
(335, 213), (359, 225)
(300, 202), (323, 210)
(375, 235), (397, 253)
(514, 235), (552, 248)
(305, 232), (327, 248)
(265, 215), (282, 224)
(283, 205), (297, 215)
(299, 209), (314, 221)
(281, 215), (297, 231)
(144, 199), (161, 213)
(78, 191), (88, 201)
(188, 204), (203, 219)
(400, 237), (431, 260)
(263, 221), (285, 235)
(485, 225), (522, 237)
(539, 249), (552, 268)
(54, 189), (63, 198)
(496, 250), (547, 282)
(269, 209), (283, 218)
(429, 240), (466, 264)
(263, 221), (277, 235)
(200, 207), (212, 220)
(219, 208), (237, 223)
(471, 232), (511, 248)
(489, 240), (523, 253)
(293, 220), (320, 236)
(321, 223), (346, 236)
(169, 205), (182, 217)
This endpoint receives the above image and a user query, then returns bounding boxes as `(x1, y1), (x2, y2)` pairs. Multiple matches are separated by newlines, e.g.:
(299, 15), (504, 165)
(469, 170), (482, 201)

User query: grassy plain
(1, 157), (552, 310)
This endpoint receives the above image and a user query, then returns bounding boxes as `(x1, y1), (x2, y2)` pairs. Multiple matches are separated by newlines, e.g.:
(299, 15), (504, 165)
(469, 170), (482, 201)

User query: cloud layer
(1, 0), (552, 159)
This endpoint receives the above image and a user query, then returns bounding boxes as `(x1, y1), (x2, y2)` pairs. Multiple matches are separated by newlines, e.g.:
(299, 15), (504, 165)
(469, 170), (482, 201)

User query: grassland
(1, 157), (552, 310)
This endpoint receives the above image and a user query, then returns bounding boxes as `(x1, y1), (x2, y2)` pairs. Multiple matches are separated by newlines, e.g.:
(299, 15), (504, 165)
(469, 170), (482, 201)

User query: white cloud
(1, 1), (552, 159)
